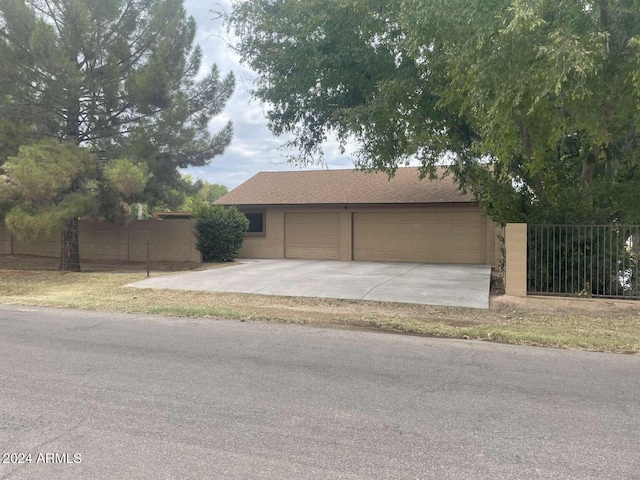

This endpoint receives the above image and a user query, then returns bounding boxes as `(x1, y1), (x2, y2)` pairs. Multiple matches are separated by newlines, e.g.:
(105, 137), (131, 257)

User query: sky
(182, 0), (356, 190)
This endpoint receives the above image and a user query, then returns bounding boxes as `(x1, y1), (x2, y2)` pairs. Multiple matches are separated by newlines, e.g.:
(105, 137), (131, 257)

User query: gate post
(505, 223), (527, 296)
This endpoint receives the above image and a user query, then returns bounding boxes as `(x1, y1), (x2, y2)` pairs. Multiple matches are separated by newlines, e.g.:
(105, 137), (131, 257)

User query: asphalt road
(0, 305), (638, 480)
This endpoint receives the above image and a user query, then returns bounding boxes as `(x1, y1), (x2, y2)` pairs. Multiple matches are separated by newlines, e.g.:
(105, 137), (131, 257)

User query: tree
(228, 0), (640, 225)
(0, 0), (234, 270)
(179, 176), (228, 212)
(197, 182), (229, 203)
(0, 116), (33, 218)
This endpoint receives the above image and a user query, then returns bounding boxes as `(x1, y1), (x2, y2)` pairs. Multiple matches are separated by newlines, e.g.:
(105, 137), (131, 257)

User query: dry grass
(0, 255), (638, 353)
(0, 253), (223, 272)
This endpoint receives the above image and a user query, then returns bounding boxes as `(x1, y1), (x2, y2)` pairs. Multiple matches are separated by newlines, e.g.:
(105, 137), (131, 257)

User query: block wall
(504, 223), (527, 296)
(0, 219), (201, 263)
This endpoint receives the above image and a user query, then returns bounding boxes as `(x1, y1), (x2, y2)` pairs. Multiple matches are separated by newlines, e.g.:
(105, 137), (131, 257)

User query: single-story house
(215, 167), (502, 266)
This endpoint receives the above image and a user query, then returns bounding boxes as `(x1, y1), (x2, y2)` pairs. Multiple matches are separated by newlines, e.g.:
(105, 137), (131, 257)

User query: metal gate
(527, 225), (640, 299)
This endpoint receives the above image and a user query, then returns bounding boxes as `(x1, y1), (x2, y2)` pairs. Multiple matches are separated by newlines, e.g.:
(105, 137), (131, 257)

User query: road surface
(0, 304), (638, 479)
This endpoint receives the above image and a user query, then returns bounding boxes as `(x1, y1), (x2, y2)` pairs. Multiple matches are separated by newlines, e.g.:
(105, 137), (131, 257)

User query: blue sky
(182, 0), (356, 189)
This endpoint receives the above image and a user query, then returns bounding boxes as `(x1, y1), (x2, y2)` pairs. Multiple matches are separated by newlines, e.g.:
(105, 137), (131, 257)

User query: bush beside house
(195, 206), (249, 262)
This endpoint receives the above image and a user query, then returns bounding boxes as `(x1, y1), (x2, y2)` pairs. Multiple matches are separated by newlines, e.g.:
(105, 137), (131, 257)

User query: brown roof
(215, 167), (475, 206)
(152, 212), (192, 219)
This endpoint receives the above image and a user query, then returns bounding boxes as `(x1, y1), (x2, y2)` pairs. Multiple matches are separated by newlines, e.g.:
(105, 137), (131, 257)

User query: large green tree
(229, 0), (640, 225)
(0, 0), (234, 270)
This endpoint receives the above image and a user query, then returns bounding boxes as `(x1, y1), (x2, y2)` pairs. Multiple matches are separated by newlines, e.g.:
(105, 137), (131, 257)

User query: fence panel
(4, 230), (150, 275)
(528, 225), (640, 299)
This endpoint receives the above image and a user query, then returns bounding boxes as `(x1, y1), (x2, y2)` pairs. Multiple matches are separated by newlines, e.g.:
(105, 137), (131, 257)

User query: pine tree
(0, 0), (234, 270)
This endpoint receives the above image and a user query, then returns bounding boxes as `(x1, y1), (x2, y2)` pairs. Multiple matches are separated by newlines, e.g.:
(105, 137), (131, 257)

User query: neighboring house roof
(215, 167), (475, 206)
(152, 212), (192, 219)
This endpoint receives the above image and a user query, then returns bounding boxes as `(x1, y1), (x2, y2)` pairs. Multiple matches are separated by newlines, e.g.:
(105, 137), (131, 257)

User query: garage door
(353, 211), (487, 264)
(285, 212), (341, 260)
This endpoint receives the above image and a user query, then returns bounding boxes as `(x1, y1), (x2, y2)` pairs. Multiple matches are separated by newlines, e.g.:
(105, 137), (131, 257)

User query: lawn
(0, 255), (639, 353)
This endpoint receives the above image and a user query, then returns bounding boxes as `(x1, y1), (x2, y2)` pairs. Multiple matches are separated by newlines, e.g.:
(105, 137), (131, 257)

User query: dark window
(245, 212), (265, 234)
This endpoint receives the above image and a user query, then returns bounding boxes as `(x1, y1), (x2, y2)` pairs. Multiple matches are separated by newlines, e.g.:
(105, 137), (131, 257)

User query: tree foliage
(0, 139), (96, 237)
(195, 205), (248, 262)
(229, 0), (640, 225)
(0, 0), (234, 268)
(103, 158), (152, 199)
(179, 176), (228, 213)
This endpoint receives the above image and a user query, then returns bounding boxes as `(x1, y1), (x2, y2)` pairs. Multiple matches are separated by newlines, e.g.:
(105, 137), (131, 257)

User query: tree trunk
(60, 217), (81, 272)
(63, 64), (82, 271)
(581, 143), (600, 205)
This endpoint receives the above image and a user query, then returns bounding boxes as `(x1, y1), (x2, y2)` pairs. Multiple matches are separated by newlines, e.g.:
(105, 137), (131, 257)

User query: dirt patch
(490, 269), (505, 296)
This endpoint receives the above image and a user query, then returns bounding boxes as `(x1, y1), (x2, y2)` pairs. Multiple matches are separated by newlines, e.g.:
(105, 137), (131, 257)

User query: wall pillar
(505, 223), (527, 296)
(340, 209), (353, 261)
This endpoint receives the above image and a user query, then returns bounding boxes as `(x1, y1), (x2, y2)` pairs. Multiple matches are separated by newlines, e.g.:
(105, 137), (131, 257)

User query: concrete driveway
(129, 259), (491, 309)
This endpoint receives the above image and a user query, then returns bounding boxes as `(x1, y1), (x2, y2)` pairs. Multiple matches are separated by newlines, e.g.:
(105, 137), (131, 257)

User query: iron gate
(527, 225), (640, 299)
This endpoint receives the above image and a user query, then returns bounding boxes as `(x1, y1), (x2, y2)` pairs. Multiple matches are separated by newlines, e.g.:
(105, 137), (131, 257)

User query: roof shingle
(215, 167), (474, 205)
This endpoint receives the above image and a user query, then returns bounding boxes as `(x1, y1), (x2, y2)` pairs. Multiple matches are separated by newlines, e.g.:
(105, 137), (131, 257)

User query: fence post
(505, 223), (528, 296)
(146, 231), (150, 278)
(61, 231), (65, 271)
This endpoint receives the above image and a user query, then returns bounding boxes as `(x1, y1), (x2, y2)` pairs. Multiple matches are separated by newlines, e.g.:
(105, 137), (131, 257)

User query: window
(243, 211), (265, 236)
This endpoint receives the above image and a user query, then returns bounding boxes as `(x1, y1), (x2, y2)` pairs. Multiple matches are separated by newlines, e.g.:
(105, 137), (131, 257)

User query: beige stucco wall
(12, 231), (60, 257)
(132, 219), (200, 263)
(504, 223), (527, 296)
(238, 205), (503, 267)
(339, 210), (353, 261)
(1, 219), (201, 263)
(240, 209), (286, 259)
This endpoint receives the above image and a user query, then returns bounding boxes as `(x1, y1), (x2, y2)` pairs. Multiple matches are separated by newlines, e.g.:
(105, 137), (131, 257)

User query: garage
(284, 212), (341, 260)
(215, 168), (502, 267)
(353, 210), (487, 264)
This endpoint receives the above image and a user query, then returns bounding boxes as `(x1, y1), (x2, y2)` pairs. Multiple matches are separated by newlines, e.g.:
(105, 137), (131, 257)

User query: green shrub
(195, 205), (249, 262)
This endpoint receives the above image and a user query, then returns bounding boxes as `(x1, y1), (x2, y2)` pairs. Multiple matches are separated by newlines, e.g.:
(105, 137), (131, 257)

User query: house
(215, 167), (502, 266)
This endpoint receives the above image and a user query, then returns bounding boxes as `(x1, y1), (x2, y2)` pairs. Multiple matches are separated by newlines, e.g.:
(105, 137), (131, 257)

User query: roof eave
(215, 201), (478, 207)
